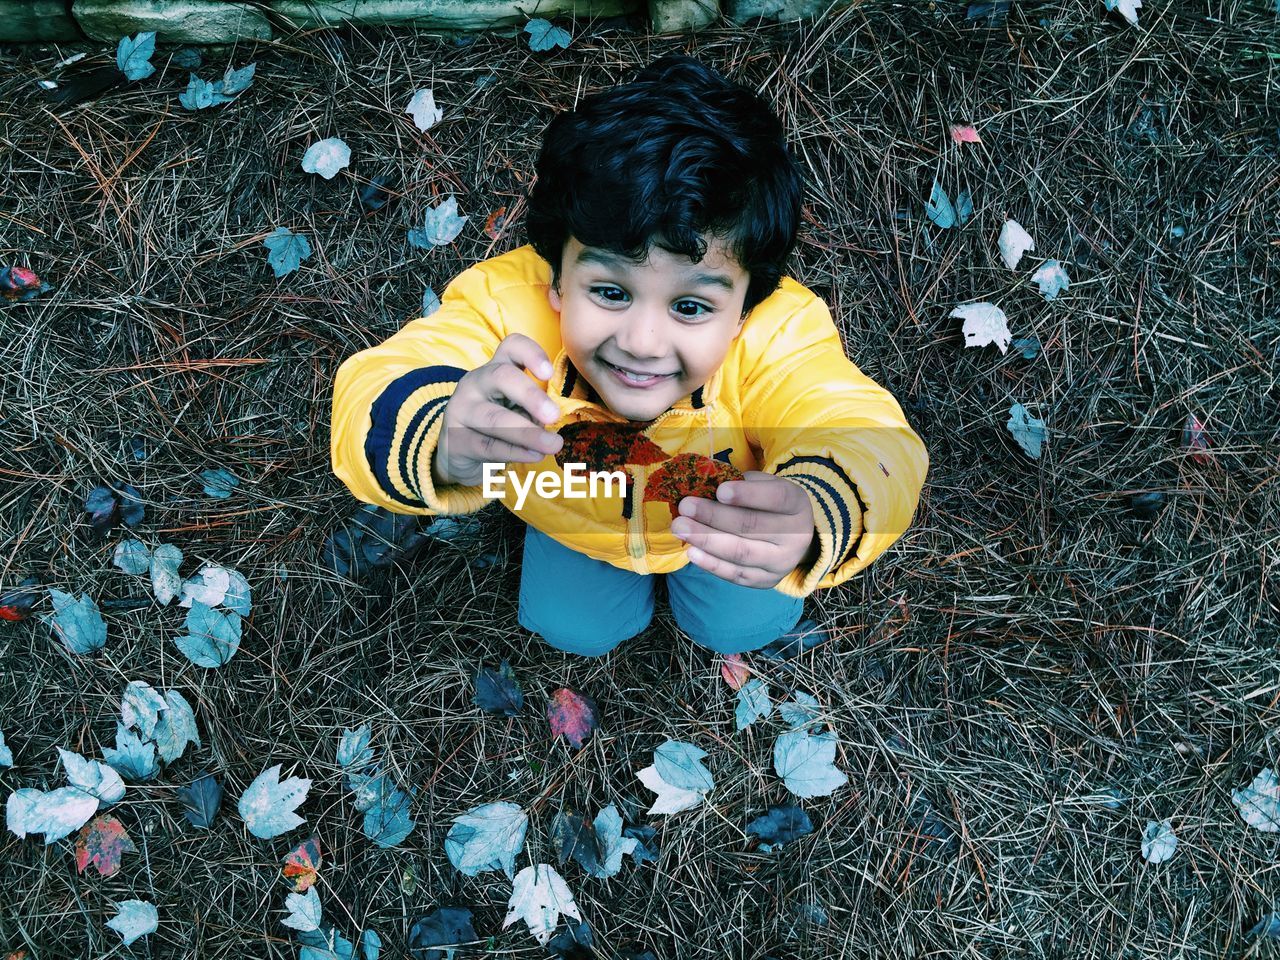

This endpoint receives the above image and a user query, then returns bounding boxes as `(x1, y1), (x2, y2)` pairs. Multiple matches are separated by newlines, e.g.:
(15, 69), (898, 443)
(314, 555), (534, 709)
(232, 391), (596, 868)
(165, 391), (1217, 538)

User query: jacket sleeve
(330, 263), (507, 516)
(740, 295), (929, 598)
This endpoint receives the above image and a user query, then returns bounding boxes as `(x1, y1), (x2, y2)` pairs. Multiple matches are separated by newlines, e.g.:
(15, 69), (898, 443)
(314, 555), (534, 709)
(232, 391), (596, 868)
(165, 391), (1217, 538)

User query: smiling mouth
(602, 360), (677, 383)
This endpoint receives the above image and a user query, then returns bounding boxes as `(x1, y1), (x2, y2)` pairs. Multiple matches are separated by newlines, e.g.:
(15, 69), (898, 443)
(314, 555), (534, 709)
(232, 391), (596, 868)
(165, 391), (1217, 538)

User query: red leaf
(720, 654), (751, 690)
(626, 434), (668, 466)
(1183, 413), (1212, 464)
(485, 206), (509, 240)
(546, 687), (599, 749)
(74, 814), (136, 877)
(643, 453), (744, 518)
(282, 836), (322, 892)
(950, 124), (982, 144)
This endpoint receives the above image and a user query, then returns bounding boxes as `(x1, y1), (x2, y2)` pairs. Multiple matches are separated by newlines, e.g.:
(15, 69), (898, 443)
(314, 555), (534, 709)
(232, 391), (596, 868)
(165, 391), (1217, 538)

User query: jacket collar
(547, 347), (717, 416)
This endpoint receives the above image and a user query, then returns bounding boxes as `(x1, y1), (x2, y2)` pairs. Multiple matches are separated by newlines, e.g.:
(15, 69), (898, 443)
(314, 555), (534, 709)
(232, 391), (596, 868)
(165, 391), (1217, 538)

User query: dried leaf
(75, 814), (136, 877)
(950, 124), (982, 143)
(998, 218), (1036, 269)
(283, 836), (322, 892)
(546, 688), (599, 749)
(177, 772), (222, 829)
(301, 137), (351, 179)
(238, 764), (310, 839)
(950, 302), (1011, 354)
(106, 900), (157, 946)
(503, 864), (581, 946)
(720, 653), (751, 690)
(1140, 818), (1177, 863)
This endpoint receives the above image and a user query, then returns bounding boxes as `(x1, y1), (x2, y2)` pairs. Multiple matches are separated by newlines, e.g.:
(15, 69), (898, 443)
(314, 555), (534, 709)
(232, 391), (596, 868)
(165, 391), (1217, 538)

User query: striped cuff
(771, 455), (866, 598)
(363, 365), (491, 515)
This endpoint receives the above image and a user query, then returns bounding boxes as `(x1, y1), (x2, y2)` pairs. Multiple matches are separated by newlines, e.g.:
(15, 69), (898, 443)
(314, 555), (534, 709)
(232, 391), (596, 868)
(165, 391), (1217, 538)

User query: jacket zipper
(626, 464), (649, 571)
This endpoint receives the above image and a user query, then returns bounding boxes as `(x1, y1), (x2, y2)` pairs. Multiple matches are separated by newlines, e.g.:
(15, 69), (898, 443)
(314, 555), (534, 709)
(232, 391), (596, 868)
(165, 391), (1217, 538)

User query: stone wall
(1, 0), (853, 44)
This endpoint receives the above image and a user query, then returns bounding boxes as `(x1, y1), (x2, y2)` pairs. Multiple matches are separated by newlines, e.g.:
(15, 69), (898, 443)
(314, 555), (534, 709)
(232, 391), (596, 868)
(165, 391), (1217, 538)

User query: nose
(613, 309), (667, 362)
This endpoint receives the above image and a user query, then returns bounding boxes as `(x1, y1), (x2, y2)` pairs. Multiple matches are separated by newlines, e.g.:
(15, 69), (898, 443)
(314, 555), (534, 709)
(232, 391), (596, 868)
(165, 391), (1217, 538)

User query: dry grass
(2, 1), (1279, 957)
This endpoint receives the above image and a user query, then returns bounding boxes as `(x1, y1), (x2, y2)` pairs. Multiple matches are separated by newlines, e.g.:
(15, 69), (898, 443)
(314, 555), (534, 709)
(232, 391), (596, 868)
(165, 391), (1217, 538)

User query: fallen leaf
(746, 805), (814, 851)
(504, 864), (581, 946)
(408, 196), (468, 249)
(485, 206), (510, 240)
(1030, 260), (1070, 300)
(177, 563), (251, 616)
(152, 689), (200, 763)
(1006, 403), (1048, 459)
(444, 801), (528, 878)
(524, 18), (573, 51)
(552, 809), (601, 875)
(998, 218), (1036, 269)
(547, 920), (593, 957)
(58, 748), (125, 804)
(302, 137), (351, 179)
(121, 680), (166, 740)
(102, 723), (158, 781)
(175, 599), (241, 668)
(474, 661), (524, 716)
(774, 729), (847, 799)
(654, 740), (713, 792)
(361, 929), (381, 960)
(1249, 915), (1280, 940)
(1141, 818), (1177, 863)
(950, 302), (1011, 354)
(406, 88), (443, 131)
(637, 764), (704, 815)
(337, 724), (375, 771)
(1233, 768), (1280, 831)
(262, 227), (312, 278)
(777, 691), (821, 731)
(720, 653), (751, 690)
(112, 539), (151, 575)
(1183, 413), (1212, 465)
(201, 467), (240, 499)
(75, 814), (136, 877)
(408, 907), (477, 960)
(298, 926), (356, 960)
(238, 764), (310, 839)
(1011, 337), (1041, 359)
(116, 32), (155, 81)
(5, 786), (98, 843)
(149, 542), (184, 604)
(924, 179), (972, 229)
(0, 731), (11, 767)
(283, 836), (322, 892)
(106, 900), (157, 946)
(178, 73), (223, 110)
(734, 679), (773, 731)
(1103, 0), (1141, 26)
(590, 804), (639, 878)
(0, 576), (41, 622)
(45, 588), (106, 655)
(546, 688), (599, 749)
(644, 454), (744, 519)
(950, 124), (982, 144)
(283, 887), (323, 932)
(362, 779), (415, 848)
(177, 772), (222, 829)
(0, 265), (52, 303)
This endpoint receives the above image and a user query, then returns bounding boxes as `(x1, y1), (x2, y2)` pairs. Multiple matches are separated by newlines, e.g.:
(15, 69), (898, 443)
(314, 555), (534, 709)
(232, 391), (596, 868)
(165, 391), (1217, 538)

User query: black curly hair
(523, 54), (806, 318)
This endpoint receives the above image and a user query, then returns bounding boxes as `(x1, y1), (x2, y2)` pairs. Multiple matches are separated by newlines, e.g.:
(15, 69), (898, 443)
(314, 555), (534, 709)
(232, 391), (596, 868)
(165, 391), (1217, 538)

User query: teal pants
(517, 523), (804, 657)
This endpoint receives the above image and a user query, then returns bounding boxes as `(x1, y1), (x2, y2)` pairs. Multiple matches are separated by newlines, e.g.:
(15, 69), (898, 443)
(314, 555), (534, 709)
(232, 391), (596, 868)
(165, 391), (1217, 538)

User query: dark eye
(674, 301), (710, 319)
(589, 286), (628, 303)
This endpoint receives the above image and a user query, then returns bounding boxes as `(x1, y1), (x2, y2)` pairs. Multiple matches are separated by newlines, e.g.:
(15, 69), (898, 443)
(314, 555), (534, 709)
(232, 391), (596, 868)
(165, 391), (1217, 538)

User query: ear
(547, 280), (562, 312)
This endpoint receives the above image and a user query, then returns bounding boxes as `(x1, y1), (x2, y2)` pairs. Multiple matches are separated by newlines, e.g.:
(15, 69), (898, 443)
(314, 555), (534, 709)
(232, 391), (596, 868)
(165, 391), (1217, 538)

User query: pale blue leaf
(1103, 0), (1141, 27)
(150, 542), (184, 604)
(588, 804), (638, 878)
(301, 137), (351, 179)
(924, 178), (956, 229)
(121, 680), (167, 740)
(171, 47), (202, 69)
(175, 599), (241, 668)
(283, 887), (323, 932)
(1030, 259), (1070, 300)
(406, 88), (442, 131)
(777, 691), (821, 731)
(238, 763), (310, 839)
(177, 563), (250, 615)
(178, 73), (219, 110)
(361, 928), (381, 960)
(201, 467), (240, 498)
(421, 286), (441, 317)
(445, 801), (527, 877)
(345, 770), (391, 813)
(153, 689), (201, 763)
(5, 786), (98, 842)
(222, 567), (252, 616)
(955, 189), (974, 225)
(0, 731), (11, 767)
(407, 196), (467, 249)
(113, 539), (151, 575)
(299, 926), (356, 960)
(653, 740), (714, 793)
(1006, 402), (1048, 458)
(524, 17), (572, 51)
(103, 723), (159, 782)
(106, 900), (157, 946)
(46, 587), (106, 654)
(263, 227), (312, 278)
(734, 679), (772, 731)
(774, 729), (847, 799)
(337, 725), (374, 771)
(362, 781), (415, 848)
(58, 748), (126, 805)
(218, 62), (256, 97)
(1011, 337), (1042, 359)
(116, 32), (156, 81)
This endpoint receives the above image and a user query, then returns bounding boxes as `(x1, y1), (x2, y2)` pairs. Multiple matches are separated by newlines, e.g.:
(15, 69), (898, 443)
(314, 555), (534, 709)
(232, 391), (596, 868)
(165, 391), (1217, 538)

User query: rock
(73, 0), (272, 42)
(271, 0), (633, 31)
(723, 0), (853, 23)
(0, 0), (82, 41)
(648, 0), (718, 33)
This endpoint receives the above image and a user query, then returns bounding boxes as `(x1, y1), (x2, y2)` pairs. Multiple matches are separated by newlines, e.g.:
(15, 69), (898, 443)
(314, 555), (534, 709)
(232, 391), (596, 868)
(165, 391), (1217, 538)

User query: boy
(330, 55), (928, 658)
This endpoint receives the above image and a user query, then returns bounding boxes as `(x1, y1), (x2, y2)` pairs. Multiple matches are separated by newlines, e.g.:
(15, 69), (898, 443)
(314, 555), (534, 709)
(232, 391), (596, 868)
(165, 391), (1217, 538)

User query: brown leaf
(720, 654), (751, 691)
(74, 814), (136, 877)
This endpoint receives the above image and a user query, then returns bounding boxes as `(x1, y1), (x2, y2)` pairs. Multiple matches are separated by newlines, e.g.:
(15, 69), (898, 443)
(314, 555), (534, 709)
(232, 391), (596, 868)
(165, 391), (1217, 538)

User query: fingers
(458, 399), (562, 464)
(713, 471), (810, 514)
(673, 496), (793, 545)
(682, 540), (779, 588)
(491, 332), (554, 381)
(483, 363), (561, 427)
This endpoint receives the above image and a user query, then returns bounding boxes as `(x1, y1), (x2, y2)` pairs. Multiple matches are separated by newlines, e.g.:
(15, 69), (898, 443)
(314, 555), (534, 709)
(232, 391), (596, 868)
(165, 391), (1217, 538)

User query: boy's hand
(433, 333), (564, 488)
(670, 472), (819, 589)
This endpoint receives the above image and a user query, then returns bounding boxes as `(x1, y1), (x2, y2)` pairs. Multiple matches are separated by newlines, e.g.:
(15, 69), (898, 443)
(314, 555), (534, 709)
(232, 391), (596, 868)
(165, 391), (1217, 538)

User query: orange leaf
(720, 654), (751, 690)
(485, 207), (509, 240)
(282, 836), (322, 892)
(75, 815), (136, 877)
(546, 687), (599, 749)
(950, 124), (982, 144)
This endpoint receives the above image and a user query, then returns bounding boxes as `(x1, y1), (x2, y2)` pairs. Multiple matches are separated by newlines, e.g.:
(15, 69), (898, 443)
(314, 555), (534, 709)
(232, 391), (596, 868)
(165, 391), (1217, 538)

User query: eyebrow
(574, 247), (738, 294)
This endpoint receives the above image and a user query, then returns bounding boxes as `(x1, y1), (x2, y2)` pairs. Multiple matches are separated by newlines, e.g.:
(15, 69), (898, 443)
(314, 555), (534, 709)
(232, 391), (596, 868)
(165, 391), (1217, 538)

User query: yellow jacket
(331, 245), (928, 598)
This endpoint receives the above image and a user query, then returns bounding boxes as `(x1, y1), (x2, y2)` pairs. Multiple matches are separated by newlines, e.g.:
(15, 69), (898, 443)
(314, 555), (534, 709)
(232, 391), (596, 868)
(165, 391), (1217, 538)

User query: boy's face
(547, 234), (750, 423)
